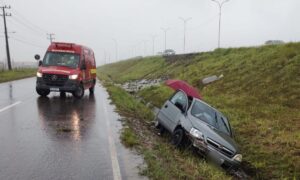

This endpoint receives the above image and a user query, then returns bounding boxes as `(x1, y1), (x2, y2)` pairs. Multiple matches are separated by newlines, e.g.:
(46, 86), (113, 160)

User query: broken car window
(191, 101), (217, 128)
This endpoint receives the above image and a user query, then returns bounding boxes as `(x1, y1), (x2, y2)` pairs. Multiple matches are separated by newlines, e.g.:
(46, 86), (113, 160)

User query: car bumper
(206, 146), (241, 168)
(36, 77), (79, 92)
(189, 136), (241, 168)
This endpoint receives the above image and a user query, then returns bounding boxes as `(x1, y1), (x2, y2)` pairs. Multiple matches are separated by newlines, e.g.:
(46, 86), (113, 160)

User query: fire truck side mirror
(38, 61), (43, 66)
(34, 54), (40, 61)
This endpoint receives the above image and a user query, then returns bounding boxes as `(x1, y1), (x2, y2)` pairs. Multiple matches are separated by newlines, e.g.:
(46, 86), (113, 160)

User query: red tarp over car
(165, 79), (202, 99)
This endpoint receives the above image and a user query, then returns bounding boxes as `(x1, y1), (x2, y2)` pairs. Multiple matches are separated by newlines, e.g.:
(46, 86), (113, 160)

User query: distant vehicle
(35, 42), (97, 98)
(155, 81), (242, 168)
(163, 49), (176, 56)
(265, 40), (284, 45)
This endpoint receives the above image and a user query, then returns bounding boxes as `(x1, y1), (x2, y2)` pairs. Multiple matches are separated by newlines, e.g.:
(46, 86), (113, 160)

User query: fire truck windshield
(42, 52), (80, 69)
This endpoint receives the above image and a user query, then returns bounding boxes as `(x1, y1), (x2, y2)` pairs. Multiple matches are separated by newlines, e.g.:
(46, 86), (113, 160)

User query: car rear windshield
(191, 100), (231, 136)
(42, 52), (80, 69)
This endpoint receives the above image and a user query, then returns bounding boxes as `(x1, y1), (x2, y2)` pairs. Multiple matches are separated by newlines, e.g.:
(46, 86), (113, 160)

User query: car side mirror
(175, 102), (185, 113)
(34, 54), (40, 61)
(38, 61), (42, 66)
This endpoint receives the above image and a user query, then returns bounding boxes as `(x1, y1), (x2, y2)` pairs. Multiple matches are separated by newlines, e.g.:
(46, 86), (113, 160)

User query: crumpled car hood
(188, 116), (240, 154)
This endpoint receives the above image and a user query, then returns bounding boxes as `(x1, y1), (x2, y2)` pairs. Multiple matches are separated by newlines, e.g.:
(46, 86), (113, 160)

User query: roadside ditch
(98, 76), (259, 179)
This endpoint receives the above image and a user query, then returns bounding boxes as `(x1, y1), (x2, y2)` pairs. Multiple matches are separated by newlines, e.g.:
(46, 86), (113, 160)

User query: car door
(85, 51), (92, 84)
(81, 53), (90, 88)
(158, 90), (188, 132)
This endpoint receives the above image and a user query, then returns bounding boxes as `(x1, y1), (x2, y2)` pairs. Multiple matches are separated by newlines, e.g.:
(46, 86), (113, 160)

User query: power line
(10, 8), (48, 34)
(10, 16), (45, 37)
(9, 7), (53, 43)
(7, 19), (48, 41)
(12, 33), (45, 46)
(10, 36), (45, 49)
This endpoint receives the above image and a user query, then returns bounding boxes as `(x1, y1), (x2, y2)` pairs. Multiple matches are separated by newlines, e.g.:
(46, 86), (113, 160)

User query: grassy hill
(98, 43), (300, 179)
(0, 68), (37, 83)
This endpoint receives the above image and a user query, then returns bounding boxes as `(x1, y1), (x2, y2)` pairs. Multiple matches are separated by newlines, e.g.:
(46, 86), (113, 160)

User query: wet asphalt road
(0, 77), (146, 180)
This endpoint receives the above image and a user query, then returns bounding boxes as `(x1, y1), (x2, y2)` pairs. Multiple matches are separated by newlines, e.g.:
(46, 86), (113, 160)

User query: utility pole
(47, 33), (55, 43)
(112, 38), (118, 62)
(211, 0), (230, 48)
(0, 5), (12, 70)
(151, 35), (158, 55)
(161, 27), (170, 52)
(179, 17), (192, 53)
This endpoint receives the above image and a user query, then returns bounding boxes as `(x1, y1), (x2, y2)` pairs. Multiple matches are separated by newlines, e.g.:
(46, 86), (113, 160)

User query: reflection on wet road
(37, 95), (96, 142)
(0, 78), (146, 180)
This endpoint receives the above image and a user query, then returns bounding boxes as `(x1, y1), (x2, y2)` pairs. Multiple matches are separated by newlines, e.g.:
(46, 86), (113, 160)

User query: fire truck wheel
(36, 88), (50, 97)
(73, 84), (84, 99)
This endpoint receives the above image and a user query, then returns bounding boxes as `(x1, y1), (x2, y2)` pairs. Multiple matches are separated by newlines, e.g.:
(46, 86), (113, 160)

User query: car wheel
(36, 88), (50, 97)
(171, 128), (185, 147)
(72, 84), (84, 99)
(89, 85), (95, 94)
(154, 117), (160, 128)
(89, 80), (96, 94)
(155, 120), (165, 136)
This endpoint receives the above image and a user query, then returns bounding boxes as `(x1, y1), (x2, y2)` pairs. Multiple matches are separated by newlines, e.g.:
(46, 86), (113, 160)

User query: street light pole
(142, 40), (148, 57)
(103, 50), (107, 64)
(211, 0), (230, 48)
(112, 38), (118, 62)
(151, 35), (157, 55)
(161, 27), (170, 52)
(133, 44), (138, 57)
(179, 17), (192, 53)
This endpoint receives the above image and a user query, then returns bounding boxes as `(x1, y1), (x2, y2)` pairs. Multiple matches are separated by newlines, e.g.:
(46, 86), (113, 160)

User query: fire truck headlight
(36, 72), (42, 78)
(69, 74), (78, 80)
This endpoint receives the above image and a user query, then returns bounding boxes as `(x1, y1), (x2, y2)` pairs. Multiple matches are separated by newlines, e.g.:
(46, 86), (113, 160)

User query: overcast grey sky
(0, 0), (299, 65)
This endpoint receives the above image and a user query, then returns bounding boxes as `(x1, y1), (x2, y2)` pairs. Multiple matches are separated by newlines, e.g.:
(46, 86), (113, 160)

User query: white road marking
(0, 101), (22, 113)
(103, 99), (122, 180)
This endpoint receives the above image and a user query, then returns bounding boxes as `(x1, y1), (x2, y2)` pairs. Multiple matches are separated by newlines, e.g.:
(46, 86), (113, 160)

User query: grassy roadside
(0, 68), (37, 83)
(98, 73), (231, 180)
(98, 43), (300, 179)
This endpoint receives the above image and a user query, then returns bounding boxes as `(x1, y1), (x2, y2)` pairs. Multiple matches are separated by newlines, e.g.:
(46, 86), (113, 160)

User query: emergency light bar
(54, 43), (74, 49)
(51, 49), (75, 53)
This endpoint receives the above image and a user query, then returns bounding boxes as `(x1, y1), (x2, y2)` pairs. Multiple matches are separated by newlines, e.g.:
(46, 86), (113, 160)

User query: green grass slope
(0, 68), (37, 83)
(98, 43), (300, 179)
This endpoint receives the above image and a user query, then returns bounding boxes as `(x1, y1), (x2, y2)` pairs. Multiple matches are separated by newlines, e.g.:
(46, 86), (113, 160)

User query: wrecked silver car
(155, 89), (242, 168)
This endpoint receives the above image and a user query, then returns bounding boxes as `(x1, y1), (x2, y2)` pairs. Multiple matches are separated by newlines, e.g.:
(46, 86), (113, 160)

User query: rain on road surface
(0, 77), (146, 180)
